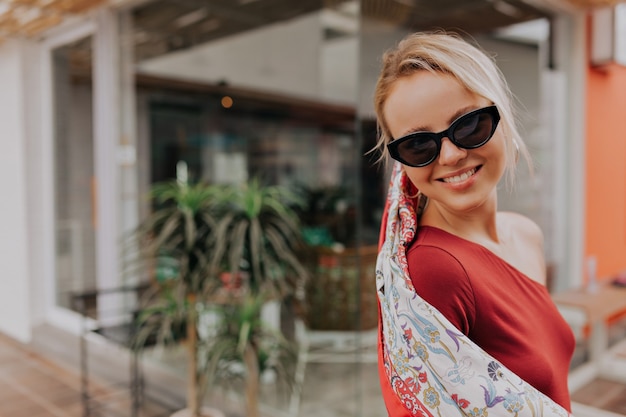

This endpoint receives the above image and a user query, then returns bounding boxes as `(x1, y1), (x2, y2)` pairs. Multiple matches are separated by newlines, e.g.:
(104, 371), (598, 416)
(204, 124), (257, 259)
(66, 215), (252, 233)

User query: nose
(438, 137), (467, 166)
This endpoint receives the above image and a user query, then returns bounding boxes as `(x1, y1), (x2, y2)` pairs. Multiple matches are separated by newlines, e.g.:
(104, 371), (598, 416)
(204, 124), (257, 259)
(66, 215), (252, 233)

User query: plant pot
(170, 407), (226, 417)
(302, 244), (379, 331)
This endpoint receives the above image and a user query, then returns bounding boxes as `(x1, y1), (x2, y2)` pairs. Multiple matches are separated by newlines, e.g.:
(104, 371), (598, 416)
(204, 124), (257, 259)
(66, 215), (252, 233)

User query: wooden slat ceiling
(132, 0), (327, 61)
(0, 0), (107, 38)
(131, 0), (549, 61)
(363, 0), (548, 33)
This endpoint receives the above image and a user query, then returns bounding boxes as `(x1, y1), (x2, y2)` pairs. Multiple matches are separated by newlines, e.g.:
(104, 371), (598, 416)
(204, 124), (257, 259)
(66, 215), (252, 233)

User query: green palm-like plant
(203, 178), (307, 416)
(132, 177), (307, 417)
(209, 178), (308, 298)
(200, 294), (297, 417)
(137, 180), (222, 291)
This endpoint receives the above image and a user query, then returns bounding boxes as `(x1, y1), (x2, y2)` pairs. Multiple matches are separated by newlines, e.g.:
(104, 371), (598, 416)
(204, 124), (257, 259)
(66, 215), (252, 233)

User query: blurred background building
(1, 0), (626, 415)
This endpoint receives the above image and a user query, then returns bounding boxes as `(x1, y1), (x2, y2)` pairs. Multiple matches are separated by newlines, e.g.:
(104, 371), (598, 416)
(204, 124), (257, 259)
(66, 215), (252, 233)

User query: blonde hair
(372, 31), (529, 184)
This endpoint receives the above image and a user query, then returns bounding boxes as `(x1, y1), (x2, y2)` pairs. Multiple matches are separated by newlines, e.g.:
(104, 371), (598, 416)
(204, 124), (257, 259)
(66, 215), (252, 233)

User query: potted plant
(132, 179), (225, 417)
(205, 178), (308, 417)
(200, 294), (298, 417)
(132, 177), (307, 417)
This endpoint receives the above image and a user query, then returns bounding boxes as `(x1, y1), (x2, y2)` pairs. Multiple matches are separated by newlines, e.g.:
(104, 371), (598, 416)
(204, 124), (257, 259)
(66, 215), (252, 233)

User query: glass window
(129, 1), (381, 415)
(52, 36), (97, 311)
(122, 0), (555, 415)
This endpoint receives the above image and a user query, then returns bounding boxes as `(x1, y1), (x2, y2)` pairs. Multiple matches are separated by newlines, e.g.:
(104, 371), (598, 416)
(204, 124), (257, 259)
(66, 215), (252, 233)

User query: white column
(559, 14), (587, 290)
(94, 9), (122, 298)
(118, 10), (141, 285)
(22, 39), (46, 329)
(0, 39), (32, 342)
(541, 69), (568, 293)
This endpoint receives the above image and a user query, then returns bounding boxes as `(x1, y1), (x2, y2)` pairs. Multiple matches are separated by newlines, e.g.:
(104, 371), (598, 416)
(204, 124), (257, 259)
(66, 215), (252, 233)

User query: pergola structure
(0, 0), (624, 43)
(0, 0), (105, 39)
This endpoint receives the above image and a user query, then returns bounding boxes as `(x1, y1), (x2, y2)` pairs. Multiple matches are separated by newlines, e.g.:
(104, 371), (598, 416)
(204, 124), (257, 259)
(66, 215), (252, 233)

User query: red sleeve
(406, 245), (476, 335)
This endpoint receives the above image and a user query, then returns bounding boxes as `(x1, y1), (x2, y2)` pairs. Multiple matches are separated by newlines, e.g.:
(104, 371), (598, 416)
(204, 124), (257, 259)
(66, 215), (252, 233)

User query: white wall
(138, 11), (365, 106)
(139, 13), (326, 102)
(0, 40), (32, 342)
(357, 19), (411, 117)
(320, 36), (358, 105)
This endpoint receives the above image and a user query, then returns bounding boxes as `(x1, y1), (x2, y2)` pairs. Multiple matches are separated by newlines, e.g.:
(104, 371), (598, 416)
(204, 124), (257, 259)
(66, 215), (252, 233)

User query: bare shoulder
(497, 211), (547, 285)
(498, 211), (544, 248)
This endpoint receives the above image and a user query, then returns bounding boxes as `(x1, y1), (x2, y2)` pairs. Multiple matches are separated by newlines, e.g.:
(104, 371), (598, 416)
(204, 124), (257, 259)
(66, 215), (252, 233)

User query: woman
(373, 32), (575, 416)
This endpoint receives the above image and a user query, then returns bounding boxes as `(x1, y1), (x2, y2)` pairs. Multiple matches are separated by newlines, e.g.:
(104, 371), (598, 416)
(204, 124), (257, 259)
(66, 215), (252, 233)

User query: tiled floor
(3, 328), (626, 417)
(572, 378), (626, 415)
(0, 330), (178, 417)
(0, 332), (84, 417)
(25, 323), (388, 417)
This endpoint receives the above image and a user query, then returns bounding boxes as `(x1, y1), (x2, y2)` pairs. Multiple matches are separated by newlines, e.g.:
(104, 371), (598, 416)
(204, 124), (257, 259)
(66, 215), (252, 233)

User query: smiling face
(383, 71), (506, 217)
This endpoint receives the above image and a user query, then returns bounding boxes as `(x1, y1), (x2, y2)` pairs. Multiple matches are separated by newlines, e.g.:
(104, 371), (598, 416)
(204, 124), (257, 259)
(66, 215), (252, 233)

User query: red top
(405, 226), (575, 412)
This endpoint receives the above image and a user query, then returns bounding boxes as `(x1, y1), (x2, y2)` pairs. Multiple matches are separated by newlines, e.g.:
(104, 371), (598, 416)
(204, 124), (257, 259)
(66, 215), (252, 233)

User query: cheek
(489, 135), (508, 168)
(480, 142), (508, 184)
(403, 167), (431, 190)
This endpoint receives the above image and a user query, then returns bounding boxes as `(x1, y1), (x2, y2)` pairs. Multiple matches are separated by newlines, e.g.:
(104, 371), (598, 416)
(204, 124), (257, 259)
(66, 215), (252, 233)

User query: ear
(406, 179), (419, 198)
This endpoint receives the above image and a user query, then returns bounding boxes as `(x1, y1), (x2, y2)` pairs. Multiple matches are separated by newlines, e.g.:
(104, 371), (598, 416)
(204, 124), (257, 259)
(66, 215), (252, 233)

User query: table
(552, 281), (626, 390)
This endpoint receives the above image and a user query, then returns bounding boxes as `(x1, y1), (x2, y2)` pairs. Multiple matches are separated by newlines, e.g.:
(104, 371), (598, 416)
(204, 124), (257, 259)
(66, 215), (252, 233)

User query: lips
(439, 166), (480, 184)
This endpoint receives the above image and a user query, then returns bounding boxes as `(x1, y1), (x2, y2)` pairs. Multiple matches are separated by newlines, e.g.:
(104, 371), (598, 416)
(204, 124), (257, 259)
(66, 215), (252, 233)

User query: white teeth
(442, 168), (477, 184)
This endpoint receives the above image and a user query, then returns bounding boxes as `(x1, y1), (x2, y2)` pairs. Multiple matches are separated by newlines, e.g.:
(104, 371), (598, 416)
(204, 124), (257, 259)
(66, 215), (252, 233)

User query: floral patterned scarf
(376, 162), (572, 417)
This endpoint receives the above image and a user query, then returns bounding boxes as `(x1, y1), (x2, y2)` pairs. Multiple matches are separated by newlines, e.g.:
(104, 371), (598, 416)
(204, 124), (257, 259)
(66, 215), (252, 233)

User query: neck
(420, 195), (500, 243)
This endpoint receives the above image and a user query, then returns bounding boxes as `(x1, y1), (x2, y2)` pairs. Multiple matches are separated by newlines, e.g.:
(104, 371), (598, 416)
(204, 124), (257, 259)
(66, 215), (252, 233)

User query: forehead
(383, 71), (485, 139)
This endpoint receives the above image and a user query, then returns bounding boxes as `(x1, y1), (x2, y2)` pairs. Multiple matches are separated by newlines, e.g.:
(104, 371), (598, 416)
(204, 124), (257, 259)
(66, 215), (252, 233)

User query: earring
(416, 193), (427, 219)
(407, 188), (420, 199)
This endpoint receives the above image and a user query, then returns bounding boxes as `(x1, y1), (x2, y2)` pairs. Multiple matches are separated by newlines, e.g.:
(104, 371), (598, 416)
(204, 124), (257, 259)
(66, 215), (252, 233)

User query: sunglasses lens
(387, 106), (499, 167)
(395, 135), (438, 167)
(452, 112), (494, 148)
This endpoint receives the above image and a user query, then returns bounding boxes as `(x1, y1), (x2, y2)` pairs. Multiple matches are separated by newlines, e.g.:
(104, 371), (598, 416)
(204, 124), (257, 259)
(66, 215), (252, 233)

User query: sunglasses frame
(387, 105), (500, 167)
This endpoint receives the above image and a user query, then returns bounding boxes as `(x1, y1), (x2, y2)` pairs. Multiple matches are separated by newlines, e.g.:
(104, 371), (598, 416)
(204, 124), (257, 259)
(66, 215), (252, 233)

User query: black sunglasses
(387, 106), (500, 167)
